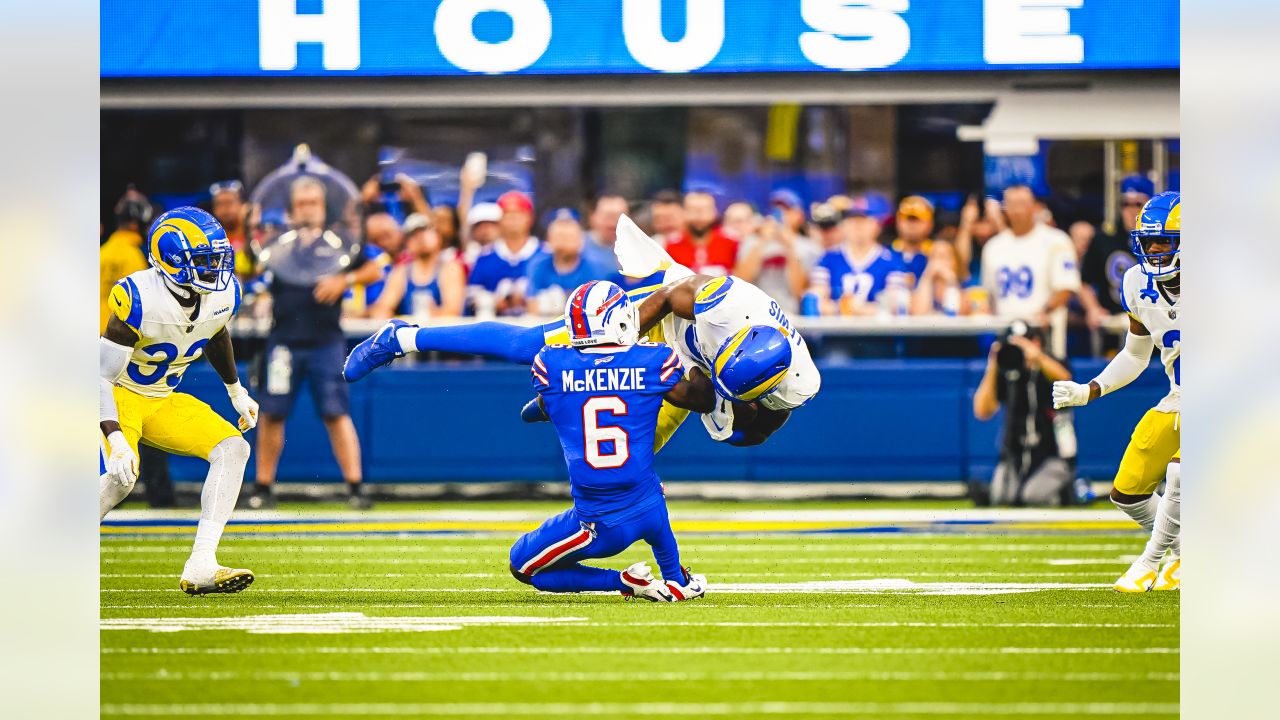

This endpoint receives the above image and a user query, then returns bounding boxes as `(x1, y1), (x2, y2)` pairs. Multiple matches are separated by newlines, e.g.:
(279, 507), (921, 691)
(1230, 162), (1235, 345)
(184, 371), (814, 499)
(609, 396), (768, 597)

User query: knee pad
(211, 435), (251, 467)
(509, 564), (533, 586)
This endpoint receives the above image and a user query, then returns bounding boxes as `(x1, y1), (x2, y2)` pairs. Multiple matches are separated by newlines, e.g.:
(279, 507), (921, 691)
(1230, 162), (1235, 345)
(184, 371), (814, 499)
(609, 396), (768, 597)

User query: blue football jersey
(532, 341), (683, 524)
(815, 245), (905, 303)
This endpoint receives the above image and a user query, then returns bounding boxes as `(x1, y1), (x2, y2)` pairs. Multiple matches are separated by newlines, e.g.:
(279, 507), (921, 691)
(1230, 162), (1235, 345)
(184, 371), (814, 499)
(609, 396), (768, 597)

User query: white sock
(1113, 493), (1160, 533)
(1139, 463), (1181, 568)
(99, 473), (133, 521)
(395, 326), (419, 353)
(185, 436), (250, 577)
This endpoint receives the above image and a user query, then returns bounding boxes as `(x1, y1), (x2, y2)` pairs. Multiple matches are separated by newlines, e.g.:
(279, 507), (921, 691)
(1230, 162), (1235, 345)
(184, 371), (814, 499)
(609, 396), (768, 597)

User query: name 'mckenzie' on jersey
(533, 340), (683, 525)
(107, 269), (242, 398)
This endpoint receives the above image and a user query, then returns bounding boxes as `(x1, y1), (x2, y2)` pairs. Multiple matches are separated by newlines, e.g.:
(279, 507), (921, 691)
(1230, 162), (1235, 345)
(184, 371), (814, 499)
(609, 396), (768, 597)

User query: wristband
(106, 430), (128, 453)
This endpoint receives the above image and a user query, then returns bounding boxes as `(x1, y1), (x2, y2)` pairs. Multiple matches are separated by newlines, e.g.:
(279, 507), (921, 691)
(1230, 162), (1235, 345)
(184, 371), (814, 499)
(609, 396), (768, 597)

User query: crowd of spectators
(104, 158), (1161, 354)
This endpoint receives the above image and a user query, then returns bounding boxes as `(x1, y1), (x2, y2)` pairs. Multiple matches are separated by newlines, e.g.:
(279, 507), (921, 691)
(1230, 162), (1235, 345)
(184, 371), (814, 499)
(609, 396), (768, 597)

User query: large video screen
(102, 0), (1178, 77)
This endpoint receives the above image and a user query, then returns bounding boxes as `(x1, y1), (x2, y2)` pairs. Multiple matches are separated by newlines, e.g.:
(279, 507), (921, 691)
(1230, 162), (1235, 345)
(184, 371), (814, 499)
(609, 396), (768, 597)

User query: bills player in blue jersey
(508, 281), (709, 602)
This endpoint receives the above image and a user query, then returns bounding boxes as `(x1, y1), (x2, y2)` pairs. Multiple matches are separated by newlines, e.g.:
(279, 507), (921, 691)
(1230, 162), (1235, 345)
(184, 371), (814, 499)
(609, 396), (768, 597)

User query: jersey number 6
(582, 396), (630, 470)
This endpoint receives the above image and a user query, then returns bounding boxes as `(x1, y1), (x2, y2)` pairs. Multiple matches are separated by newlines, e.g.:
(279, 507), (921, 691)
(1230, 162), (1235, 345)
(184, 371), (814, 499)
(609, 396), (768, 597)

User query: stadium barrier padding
(167, 360), (1167, 484)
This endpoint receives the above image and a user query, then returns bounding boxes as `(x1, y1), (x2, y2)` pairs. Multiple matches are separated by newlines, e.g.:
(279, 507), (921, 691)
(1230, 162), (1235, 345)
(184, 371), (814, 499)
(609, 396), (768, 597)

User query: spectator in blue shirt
(891, 195), (935, 285)
(468, 191), (544, 316)
(526, 209), (600, 315)
(582, 194), (629, 277)
(812, 204), (906, 315)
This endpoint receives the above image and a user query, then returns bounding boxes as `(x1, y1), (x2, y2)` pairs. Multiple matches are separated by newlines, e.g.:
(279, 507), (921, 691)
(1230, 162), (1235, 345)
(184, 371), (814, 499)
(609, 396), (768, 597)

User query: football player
(509, 281), (707, 601)
(343, 214), (821, 449)
(99, 207), (259, 595)
(1052, 191), (1181, 592)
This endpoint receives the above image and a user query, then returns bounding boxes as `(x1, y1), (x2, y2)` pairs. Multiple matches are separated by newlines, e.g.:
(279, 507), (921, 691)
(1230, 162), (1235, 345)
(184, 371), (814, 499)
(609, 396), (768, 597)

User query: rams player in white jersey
(100, 207), (260, 595)
(1053, 191), (1181, 592)
(344, 214), (821, 449)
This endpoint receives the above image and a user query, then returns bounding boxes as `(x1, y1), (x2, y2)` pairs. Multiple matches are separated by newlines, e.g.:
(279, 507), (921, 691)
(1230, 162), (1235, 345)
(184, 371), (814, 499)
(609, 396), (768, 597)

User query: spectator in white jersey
(981, 185), (1081, 354)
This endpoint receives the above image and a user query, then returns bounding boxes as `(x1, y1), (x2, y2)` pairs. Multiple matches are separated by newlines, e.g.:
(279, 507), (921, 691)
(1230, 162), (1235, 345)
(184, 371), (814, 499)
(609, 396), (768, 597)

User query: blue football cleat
(343, 319), (411, 383)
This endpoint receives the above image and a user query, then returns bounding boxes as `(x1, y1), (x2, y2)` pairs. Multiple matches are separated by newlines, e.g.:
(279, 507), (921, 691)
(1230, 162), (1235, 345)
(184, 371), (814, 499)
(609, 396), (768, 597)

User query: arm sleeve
(1091, 331), (1154, 396)
(99, 337), (132, 423)
(531, 349), (552, 394)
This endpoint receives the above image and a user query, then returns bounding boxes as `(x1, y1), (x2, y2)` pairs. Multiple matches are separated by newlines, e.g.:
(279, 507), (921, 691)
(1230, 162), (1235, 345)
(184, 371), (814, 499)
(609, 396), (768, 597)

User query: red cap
(497, 191), (534, 214)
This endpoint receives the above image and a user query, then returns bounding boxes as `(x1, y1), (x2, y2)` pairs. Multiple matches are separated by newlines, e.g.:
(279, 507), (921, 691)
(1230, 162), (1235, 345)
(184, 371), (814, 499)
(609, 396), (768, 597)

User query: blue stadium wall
(170, 360), (1167, 484)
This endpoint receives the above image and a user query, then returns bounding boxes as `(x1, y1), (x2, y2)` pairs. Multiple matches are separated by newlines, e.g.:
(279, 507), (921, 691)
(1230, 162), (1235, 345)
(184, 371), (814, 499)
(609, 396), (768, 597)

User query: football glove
(1052, 380), (1092, 410)
(105, 431), (138, 489)
(227, 382), (260, 431)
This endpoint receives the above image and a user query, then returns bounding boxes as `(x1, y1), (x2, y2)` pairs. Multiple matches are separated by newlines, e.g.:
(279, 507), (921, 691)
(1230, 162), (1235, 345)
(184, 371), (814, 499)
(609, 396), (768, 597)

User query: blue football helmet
(564, 280), (639, 347)
(147, 207), (235, 294)
(1131, 191), (1180, 281)
(712, 325), (793, 402)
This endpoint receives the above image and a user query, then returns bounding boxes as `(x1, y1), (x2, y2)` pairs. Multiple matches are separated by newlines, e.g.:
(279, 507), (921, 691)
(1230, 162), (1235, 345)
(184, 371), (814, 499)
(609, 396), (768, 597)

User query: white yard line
(100, 646), (1180, 655)
(99, 669), (1179, 683)
(99, 701), (1179, 716)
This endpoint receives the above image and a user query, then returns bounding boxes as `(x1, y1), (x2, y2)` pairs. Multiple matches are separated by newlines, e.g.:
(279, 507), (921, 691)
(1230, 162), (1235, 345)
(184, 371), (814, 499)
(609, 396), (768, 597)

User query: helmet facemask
(1132, 233), (1180, 281)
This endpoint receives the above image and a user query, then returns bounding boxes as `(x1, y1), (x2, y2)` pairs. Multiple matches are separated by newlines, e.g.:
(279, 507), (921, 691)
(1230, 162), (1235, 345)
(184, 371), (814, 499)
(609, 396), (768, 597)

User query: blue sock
(411, 322), (546, 364)
(529, 563), (626, 593)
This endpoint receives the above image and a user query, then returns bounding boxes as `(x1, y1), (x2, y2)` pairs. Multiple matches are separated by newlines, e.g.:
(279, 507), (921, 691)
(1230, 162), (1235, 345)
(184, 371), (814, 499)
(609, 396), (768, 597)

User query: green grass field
(100, 501), (1178, 718)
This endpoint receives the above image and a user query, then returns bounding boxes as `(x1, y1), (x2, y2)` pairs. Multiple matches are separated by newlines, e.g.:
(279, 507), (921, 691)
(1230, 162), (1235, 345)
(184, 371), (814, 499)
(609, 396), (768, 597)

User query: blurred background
(99, 0), (1179, 506)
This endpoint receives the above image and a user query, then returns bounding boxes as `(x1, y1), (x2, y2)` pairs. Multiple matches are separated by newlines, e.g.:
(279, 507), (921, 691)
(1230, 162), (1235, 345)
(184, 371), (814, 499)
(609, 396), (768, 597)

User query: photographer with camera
(972, 321), (1076, 506)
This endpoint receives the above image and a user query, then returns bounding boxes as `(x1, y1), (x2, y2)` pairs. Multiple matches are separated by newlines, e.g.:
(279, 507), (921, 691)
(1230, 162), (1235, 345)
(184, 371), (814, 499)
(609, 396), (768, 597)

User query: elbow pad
(1092, 331), (1154, 396)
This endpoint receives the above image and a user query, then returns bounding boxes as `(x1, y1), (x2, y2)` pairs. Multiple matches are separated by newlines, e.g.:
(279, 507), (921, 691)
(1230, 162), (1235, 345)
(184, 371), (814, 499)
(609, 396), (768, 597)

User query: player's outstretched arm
(100, 317), (140, 486)
(204, 328), (258, 431)
(637, 274), (713, 334)
(1053, 316), (1152, 409)
(663, 368), (716, 414)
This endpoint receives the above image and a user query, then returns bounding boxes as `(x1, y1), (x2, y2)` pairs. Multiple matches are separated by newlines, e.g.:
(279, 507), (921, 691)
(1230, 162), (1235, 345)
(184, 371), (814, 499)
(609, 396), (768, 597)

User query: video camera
(996, 320), (1043, 372)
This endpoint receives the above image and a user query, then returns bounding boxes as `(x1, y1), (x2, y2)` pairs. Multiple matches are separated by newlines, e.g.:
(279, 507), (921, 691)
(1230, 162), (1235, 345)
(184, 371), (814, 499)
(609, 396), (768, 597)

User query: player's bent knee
(509, 564), (533, 586)
(212, 435), (251, 466)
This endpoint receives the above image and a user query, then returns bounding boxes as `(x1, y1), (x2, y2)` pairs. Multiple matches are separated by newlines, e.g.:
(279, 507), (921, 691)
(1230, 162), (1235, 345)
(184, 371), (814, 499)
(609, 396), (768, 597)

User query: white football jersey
(981, 223), (1082, 321)
(1120, 265), (1180, 413)
(107, 269), (241, 398)
(657, 266), (821, 439)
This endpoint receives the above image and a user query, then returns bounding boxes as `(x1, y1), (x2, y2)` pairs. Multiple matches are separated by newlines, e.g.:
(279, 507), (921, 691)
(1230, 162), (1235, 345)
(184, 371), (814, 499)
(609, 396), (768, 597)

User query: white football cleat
(620, 562), (674, 602)
(180, 566), (255, 596)
(1113, 560), (1157, 593)
(1153, 555), (1180, 591)
(665, 568), (708, 601)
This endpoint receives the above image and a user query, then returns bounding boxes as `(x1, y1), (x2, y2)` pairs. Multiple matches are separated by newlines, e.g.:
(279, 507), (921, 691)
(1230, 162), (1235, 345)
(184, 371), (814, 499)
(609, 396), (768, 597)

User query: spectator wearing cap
(370, 212), (465, 321)
(734, 190), (820, 313)
(648, 190), (685, 242)
(462, 202), (502, 266)
(891, 195), (936, 284)
(664, 190), (738, 277)
(209, 180), (256, 282)
(1079, 175), (1148, 331)
(468, 190), (545, 316)
(526, 209), (599, 315)
(581, 194), (630, 277)
(811, 201), (907, 316)
(100, 187), (153, 334)
(811, 203), (846, 251)
(981, 185), (1081, 355)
